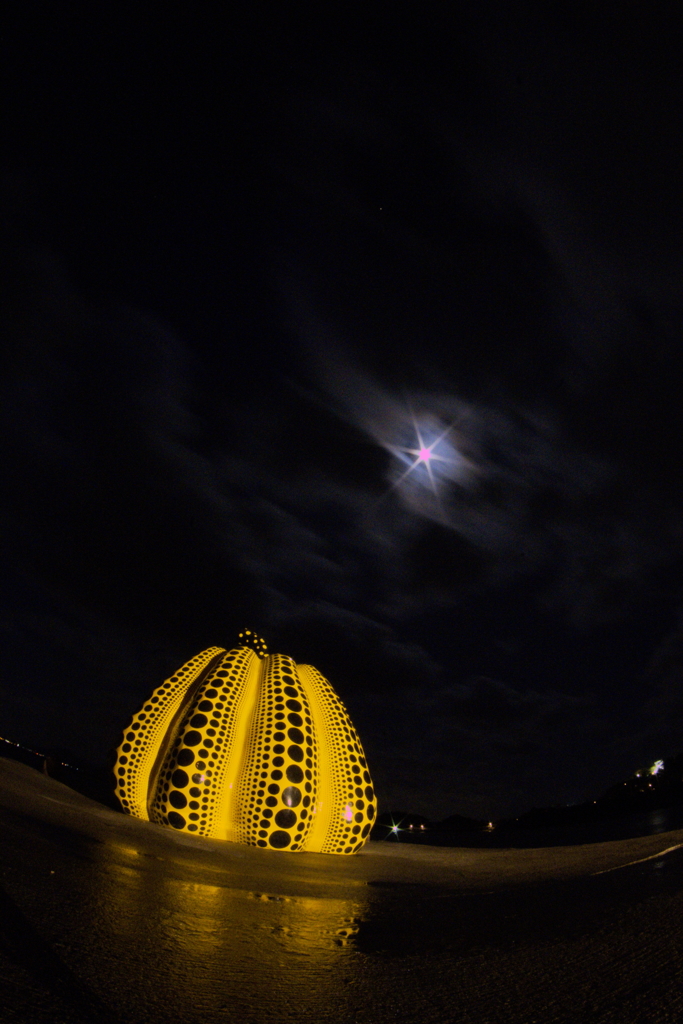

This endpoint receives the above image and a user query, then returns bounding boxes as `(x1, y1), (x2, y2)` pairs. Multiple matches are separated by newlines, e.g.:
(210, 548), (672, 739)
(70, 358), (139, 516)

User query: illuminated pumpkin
(113, 632), (376, 854)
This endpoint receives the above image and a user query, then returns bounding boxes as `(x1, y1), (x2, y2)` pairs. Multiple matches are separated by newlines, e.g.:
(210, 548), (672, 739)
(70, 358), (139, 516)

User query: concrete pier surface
(1, 756), (683, 1024)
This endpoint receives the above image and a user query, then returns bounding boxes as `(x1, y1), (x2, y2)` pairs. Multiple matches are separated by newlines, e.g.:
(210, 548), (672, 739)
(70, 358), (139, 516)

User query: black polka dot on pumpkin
(282, 786), (301, 807)
(269, 831), (291, 848)
(184, 731), (202, 746)
(168, 812), (186, 829)
(286, 765), (303, 783)
(275, 809), (297, 828)
(287, 727), (304, 744)
(171, 769), (189, 788)
(169, 790), (187, 809)
(288, 745), (304, 762)
(177, 749), (194, 767)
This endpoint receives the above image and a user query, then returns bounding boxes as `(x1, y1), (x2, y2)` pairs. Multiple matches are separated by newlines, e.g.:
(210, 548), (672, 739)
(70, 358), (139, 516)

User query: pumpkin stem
(237, 630), (268, 658)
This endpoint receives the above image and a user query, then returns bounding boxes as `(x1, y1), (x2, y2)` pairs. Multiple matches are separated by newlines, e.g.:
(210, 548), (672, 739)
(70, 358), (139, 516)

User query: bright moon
(381, 409), (466, 507)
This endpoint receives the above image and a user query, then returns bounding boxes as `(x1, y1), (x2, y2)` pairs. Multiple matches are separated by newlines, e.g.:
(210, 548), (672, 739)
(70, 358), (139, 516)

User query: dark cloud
(352, 673), (603, 821)
(1, 247), (257, 737)
(292, 339), (678, 632)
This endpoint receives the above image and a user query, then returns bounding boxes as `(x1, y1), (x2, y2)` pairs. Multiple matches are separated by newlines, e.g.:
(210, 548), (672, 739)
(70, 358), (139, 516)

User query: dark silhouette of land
(374, 754), (683, 846)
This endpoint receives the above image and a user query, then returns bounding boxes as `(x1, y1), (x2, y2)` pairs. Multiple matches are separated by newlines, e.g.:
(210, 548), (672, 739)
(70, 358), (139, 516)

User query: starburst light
(384, 409), (463, 502)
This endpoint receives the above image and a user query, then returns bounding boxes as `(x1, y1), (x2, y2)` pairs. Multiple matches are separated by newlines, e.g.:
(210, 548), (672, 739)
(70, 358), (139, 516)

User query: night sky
(4, 6), (683, 821)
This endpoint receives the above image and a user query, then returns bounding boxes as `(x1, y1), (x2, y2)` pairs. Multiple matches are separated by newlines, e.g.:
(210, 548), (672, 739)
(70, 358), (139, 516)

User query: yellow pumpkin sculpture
(113, 632), (376, 854)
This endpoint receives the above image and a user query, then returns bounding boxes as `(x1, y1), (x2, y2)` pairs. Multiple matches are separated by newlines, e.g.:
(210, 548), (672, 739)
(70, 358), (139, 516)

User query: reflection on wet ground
(1, 810), (373, 1022)
(2, 758), (683, 1023)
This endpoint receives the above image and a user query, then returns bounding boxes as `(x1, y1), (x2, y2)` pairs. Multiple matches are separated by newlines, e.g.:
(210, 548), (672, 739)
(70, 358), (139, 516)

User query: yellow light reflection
(86, 840), (370, 1021)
